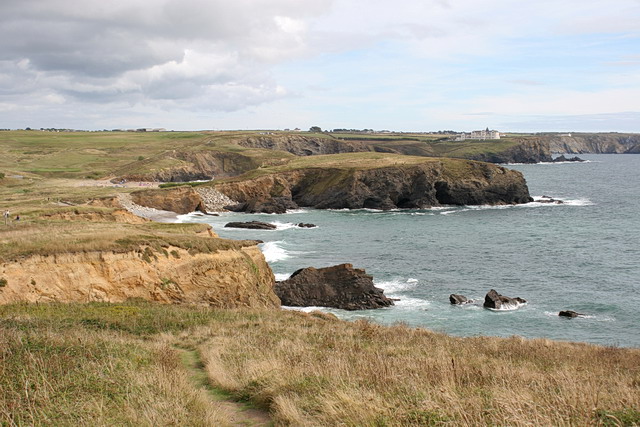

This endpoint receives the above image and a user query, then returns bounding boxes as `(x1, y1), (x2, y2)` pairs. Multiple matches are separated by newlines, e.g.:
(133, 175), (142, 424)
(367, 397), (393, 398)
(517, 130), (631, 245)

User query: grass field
(1, 302), (638, 426)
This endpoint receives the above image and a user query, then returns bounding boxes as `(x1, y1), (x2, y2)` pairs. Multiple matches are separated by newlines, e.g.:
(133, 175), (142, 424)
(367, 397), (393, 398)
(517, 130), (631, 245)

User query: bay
(179, 154), (640, 347)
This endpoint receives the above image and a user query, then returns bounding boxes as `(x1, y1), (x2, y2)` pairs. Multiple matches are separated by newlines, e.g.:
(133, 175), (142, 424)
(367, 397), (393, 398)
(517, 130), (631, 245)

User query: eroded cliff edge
(214, 156), (532, 213)
(0, 216), (280, 308)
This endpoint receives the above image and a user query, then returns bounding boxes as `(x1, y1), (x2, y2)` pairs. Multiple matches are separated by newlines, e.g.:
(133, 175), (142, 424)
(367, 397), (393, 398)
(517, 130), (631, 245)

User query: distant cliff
(546, 134), (640, 154)
(215, 158), (532, 213)
(236, 134), (553, 164)
(465, 138), (553, 163)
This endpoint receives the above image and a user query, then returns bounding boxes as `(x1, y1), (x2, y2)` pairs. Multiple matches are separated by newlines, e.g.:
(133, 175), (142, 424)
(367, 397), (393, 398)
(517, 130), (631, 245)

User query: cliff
(131, 186), (207, 214)
(0, 243), (279, 307)
(466, 138), (553, 163)
(235, 134), (553, 164)
(215, 156), (532, 213)
(237, 134), (369, 156)
(115, 150), (268, 182)
(545, 133), (640, 154)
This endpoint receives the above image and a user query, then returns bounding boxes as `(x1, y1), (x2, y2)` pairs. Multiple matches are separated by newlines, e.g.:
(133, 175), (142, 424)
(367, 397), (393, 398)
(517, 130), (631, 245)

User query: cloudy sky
(2, 0), (639, 132)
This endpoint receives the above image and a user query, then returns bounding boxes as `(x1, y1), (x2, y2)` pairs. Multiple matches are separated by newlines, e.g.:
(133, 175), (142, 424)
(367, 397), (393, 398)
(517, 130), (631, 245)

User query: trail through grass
(179, 347), (273, 427)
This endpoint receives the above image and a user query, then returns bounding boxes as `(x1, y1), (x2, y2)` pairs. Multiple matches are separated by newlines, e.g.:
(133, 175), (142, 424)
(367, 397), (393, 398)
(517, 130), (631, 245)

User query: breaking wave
(260, 241), (290, 263)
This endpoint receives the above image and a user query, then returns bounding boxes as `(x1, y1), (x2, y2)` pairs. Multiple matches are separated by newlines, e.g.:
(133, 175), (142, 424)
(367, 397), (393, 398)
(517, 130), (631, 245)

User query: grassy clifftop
(1, 302), (638, 426)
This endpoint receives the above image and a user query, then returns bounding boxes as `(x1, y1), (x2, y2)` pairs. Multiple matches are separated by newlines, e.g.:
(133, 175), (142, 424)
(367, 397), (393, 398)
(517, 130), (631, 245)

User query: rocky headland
(215, 158), (533, 213)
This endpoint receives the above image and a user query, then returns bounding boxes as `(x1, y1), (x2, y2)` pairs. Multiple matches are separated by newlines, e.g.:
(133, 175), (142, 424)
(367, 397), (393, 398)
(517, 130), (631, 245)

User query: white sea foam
(486, 301), (527, 312)
(526, 196), (594, 207)
(376, 278), (419, 294)
(502, 160), (594, 166)
(282, 209), (309, 214)
(281, 305), (326, 313)
(175, 213), (195, 223)
(260, 241), (290, 262)
(270, 221), (297, 230)
(274, 272), (292, 281)
(394, 297), (431, 310)
(544, 311), (614, 321)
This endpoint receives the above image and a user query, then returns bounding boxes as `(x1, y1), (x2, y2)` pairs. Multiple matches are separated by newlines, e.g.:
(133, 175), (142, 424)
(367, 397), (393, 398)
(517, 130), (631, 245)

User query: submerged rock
(559, 310), (584, 318)
(449, 294), (471, 305)
(483, 289), (526, 310)
(275, 263), (394, 310)
(224, 221), (277, 230)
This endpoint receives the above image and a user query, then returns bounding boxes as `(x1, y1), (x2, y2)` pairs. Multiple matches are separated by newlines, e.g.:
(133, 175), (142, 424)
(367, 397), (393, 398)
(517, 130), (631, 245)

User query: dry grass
(1, 303), (638, 426)
(0, 303), (230, 426)
(190, 309), (640, 426)
(0, 211), (257, 262)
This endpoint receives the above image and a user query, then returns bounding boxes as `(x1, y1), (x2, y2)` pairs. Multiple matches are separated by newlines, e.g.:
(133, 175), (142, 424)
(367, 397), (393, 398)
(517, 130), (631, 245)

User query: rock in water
(559, 310), (584, 318)
(449, 294), (470, 305)
(297, 223), (317, 228)
(553, 155), (585, 163)
(274, 263), (394, 310)
(483, 289), (526, 310)
(224, 221), (277, 230)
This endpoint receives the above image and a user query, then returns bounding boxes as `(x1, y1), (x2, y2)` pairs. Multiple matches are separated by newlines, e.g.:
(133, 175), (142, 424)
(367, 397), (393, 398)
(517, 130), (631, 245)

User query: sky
(1, 0), (639, 132)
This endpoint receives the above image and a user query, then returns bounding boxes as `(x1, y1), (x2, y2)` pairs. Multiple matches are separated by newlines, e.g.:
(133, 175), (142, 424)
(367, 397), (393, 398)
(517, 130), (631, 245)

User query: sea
(178, 154), (640, 348)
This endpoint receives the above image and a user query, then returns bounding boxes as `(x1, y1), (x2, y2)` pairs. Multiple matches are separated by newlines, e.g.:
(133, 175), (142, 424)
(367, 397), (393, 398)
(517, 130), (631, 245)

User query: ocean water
(179, 154), (640, 348)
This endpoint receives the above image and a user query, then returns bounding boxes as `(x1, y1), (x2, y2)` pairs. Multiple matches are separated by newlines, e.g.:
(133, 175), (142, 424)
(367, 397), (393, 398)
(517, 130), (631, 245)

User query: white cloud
(1, 0), (639, 130)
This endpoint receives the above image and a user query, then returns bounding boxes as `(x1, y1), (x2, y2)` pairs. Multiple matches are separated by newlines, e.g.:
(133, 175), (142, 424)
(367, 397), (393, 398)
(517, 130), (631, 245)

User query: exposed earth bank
(0, 243), (279, 308)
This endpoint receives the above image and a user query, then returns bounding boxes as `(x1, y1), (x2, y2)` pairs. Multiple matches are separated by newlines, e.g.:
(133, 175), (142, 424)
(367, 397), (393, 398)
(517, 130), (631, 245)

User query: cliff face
(237, 134), (554, 164)
(216, 160), (532, 212)
(0, 245), (280, 308)
(237, 135), (369, 156)
(546, 134), (640, 154)
(467, 138), (553, 163)
(117, 151), (262, 182)
(131, 186), (206, 214)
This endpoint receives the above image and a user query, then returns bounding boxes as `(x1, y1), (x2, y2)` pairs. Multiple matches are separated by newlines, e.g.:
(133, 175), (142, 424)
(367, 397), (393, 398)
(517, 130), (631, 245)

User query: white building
(455, 128), (500, 141)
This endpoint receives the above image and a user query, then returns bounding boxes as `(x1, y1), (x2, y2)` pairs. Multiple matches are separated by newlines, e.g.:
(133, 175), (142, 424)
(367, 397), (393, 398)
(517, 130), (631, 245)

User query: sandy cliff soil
(0, 245), (279, 308)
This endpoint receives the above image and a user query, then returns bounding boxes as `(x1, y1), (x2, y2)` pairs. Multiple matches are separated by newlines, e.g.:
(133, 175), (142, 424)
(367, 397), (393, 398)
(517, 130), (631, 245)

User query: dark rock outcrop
(297, 223), (316, 228)
(225, 196), (298, 214)
(552, 155), (585, 163)
(559, 310), (584, 318)
(215, 160), (533, 214)
(537, 195), (564, 204)
(274, 263), (394, 310)
(449, 294), (470, 305)
(224, 221), (277, 230)
(483, 289), (526, 310)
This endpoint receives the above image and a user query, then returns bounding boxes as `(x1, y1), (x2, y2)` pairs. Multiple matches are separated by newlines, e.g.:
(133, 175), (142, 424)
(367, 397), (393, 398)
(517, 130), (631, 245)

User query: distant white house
(455, 128), (500, 141)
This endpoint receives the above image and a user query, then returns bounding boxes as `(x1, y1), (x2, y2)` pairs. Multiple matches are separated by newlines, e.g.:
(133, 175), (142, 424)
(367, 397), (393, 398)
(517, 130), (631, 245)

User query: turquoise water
(179, 154), (640, 347)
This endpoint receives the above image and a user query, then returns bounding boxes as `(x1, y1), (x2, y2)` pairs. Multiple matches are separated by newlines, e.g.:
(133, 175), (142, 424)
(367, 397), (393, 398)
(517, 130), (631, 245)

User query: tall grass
(195, 309), (640, 426)
(0, 302), (232, 426)
(1, 303), (638, 426)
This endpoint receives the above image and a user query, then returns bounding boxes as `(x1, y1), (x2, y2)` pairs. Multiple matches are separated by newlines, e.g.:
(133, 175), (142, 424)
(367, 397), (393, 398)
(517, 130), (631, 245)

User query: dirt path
(178, 348), (273, 427)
